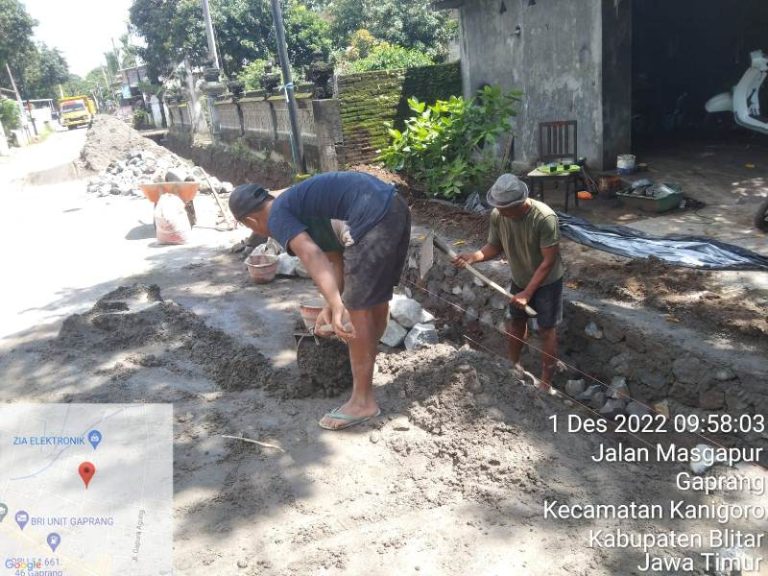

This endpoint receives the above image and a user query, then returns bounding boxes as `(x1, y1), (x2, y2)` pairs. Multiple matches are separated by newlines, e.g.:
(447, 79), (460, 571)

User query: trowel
(419, 230), (538, 317)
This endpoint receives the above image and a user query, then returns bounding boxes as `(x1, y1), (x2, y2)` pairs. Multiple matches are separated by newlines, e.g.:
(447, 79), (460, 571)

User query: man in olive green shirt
(454, 174), (564, 390)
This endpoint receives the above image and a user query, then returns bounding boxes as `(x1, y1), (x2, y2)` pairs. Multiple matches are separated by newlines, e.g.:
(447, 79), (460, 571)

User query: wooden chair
(526, 120), (582, 212)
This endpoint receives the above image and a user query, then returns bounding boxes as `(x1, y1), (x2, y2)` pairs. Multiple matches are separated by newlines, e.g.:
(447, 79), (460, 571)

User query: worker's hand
(510, 291), (532, 310)
(331, 304), (356, 342)
(314, 306), (334, 338)
(452, 252), (478, 269)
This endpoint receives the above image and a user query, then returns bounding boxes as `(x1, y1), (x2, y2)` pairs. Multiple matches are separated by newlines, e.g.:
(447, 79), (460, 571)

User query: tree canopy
(0, 0), (37, 74)
(0, 1), (75, 100)
(129, 0), (456, 83)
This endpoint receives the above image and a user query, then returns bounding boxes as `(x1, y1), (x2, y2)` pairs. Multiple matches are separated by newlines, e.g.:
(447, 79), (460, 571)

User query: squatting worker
(452, 174), (563, 390)
(229, 172), (411, 430)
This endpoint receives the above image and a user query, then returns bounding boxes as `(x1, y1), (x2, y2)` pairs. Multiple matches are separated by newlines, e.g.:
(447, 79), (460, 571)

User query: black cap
(229, 183), (271, 221)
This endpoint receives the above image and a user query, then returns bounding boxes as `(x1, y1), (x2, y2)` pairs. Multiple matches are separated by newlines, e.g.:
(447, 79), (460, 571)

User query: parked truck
(58, 96), (96, 129)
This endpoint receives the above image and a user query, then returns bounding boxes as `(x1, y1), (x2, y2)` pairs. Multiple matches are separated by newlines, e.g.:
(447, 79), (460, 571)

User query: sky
(22, 0), (135, 77)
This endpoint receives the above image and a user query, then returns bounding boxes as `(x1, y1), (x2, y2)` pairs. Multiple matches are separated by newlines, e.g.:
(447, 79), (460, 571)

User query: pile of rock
(565, 375), (650, 419)
(381, 294), (439, 351)
(86, 149), (234, 199)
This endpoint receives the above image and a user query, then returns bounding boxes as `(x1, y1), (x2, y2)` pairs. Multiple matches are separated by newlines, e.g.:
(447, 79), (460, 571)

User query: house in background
(435, 0), (768, 170)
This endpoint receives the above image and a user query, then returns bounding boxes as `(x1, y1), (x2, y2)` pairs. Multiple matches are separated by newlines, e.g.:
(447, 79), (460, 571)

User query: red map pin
(79, 462), (96, 489)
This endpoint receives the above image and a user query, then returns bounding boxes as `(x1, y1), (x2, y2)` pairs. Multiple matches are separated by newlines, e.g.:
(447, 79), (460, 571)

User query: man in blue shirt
(229, 172), (411, 430)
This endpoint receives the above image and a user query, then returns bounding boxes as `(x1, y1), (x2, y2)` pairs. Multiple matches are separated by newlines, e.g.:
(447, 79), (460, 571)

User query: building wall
(602, 0), (633, 166)
(459, 0), (631, 169)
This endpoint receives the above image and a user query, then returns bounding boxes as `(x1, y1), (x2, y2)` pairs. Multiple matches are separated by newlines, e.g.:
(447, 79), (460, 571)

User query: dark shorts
(506, 277), (564, 329)
(343, 194), (411, 310)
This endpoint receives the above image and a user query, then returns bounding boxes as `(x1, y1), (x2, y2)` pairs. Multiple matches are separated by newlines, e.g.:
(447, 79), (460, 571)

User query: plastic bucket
(299, 299), (324, 331)
(617, 154), (636, 174)
(245, 254), (278, 284)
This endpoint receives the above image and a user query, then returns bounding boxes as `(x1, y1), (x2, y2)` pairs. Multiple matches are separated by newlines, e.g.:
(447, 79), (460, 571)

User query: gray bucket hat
(486, 174), (529, 208)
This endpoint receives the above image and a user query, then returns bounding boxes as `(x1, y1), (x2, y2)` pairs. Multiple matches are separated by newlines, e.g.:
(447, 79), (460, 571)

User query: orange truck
(58, 95), (96, 129)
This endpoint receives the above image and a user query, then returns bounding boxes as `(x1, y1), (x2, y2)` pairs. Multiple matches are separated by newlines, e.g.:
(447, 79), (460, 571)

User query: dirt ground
(1, 126), (766, 575)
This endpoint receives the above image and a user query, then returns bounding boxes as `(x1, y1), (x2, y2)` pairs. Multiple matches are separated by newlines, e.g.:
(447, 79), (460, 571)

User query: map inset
(0, 404), (172, 575)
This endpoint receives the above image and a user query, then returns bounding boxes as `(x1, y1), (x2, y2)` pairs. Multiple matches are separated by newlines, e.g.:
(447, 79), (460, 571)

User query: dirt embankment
(164, 132), (294, 191)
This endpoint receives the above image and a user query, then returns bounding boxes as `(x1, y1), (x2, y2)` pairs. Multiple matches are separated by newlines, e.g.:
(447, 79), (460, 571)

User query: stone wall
(405, 227), (767, 453)
(335, 62), (463, 166)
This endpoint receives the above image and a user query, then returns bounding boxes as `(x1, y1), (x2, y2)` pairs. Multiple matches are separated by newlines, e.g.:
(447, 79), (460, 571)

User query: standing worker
(452, 174), (564, 390)
(229, 172), (411, 430)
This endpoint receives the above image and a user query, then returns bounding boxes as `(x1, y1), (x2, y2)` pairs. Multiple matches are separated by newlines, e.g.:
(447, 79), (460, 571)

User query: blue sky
(22, 0), (135, 77)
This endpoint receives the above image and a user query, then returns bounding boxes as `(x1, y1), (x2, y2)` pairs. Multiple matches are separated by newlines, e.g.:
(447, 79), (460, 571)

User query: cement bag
(154, 194), (192, 245)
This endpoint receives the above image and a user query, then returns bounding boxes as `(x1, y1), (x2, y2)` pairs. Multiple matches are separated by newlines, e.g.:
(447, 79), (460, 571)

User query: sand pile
(374, 343), (574, 506)
(56, 285), (274, 391)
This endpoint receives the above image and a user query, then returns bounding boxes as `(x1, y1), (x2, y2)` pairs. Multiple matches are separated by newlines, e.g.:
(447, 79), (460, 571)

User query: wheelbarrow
(140, 182), (200, 227)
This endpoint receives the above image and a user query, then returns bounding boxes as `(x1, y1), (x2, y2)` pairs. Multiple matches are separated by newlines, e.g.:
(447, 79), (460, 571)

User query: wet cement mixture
(294, 334), (353, 398)
(55, 284), (276, 394)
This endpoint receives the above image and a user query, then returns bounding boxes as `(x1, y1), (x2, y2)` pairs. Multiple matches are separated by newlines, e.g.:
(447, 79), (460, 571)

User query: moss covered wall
(336, 62), (462, 166)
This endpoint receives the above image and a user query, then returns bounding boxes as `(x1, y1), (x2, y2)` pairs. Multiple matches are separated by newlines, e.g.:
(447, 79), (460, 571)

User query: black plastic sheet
(557, 212), (768, 271)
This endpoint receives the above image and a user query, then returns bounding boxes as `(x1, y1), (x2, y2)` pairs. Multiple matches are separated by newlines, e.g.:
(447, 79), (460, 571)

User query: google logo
(5, 558), (42, 569)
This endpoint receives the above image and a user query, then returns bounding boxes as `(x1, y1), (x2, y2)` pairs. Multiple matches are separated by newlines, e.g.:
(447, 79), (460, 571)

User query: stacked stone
(85, 149), (233, 198)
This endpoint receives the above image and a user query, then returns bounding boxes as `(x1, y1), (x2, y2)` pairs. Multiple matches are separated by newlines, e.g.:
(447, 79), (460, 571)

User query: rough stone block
(653, 400), (670, 419)
(461, 284), (476, 305)
(584, 321), (604, 339)
(714, 367), (737, 382)
(390, 294), (424, 328)
(165, 167), (188, 182)
(565, 379), (586, 397)
(670, 381), (698, 407)
(608, 376), (630, 400)
(380, 319), (408, 348)
(404, 323), (439, 351)
(602, 322), (625, 343)
(672, 356), (708, 386)
(577, 384), (602, 402)
(699, 387), (725, 410)
(599, 398), (626, 419)
(626, 401), (651, 418)
(639, 370), (669, 392)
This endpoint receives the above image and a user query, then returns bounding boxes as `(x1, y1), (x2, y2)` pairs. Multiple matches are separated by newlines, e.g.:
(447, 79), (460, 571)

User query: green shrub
(237, 59), (271, 91)
(345, 43), (433, 73)
(132, 109), (151, 130)
(0, 99), (21, 132)
(378, 85), (522, 199)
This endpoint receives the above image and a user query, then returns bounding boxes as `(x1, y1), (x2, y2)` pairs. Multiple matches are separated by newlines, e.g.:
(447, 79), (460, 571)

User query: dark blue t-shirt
(268, 172), (395, 249)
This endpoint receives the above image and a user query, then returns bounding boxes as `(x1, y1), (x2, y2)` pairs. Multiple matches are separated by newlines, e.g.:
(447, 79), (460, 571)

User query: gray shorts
(506, 277), (563, 329)
(343, 194), (411, 310)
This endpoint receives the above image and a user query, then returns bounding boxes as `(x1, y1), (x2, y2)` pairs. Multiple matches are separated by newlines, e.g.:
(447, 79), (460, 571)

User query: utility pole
(5, 63), (31, 141)
(200, 0), (224, 143)
(201, 0), (220, 70)
(270, 0), (305, 173)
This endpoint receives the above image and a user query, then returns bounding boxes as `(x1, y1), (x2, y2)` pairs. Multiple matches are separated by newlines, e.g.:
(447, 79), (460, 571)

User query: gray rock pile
(86, 149), (233, 199)
(381, 294), (438, 351)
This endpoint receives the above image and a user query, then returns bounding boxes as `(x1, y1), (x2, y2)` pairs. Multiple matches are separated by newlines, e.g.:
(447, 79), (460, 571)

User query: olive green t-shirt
(487, 199), (564, 288)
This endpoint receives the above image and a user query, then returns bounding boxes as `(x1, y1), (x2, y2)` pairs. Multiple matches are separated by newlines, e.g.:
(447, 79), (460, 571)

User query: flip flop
(318, 407), (382, 431)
